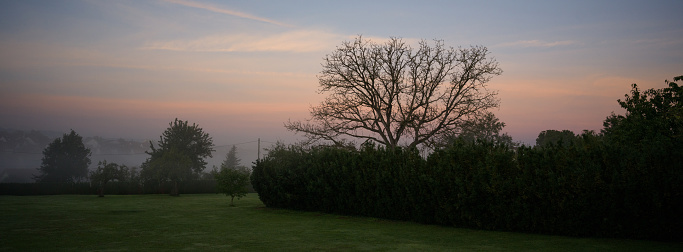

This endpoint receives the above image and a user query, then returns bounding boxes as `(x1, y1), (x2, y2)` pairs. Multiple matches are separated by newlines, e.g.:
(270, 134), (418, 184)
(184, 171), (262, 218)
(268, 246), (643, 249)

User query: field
(1, 194), (680, 251)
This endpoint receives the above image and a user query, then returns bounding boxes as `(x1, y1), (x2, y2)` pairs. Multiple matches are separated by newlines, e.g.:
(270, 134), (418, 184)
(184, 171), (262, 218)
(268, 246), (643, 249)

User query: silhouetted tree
(142, 119), (214, 196)
(34, 130), (91, 183)
(599, 75), (683, 239)
(286, 36), (502, 149)
(535, 129), (576, 147)
(602, 75), (683, 144)
(438, 112), (516, 147)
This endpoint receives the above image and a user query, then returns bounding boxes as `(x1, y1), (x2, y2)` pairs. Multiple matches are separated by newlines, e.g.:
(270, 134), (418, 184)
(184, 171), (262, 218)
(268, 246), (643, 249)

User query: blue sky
(1, 0), (682, 155)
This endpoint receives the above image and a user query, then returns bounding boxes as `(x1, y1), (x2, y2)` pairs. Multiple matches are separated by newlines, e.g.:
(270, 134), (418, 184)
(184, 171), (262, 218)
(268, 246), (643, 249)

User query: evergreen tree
(220, 145), (241, 171)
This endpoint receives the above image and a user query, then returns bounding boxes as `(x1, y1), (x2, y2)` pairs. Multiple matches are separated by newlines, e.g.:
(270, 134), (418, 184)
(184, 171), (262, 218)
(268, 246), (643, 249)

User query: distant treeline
(0, 129), (150, 183)
(0, 180), (221, 195)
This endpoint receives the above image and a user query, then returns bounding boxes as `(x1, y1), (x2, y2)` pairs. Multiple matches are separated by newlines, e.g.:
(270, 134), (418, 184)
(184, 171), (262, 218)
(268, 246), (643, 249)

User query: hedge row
(0, 180), (220, 195)
(251, 139), (683, 241)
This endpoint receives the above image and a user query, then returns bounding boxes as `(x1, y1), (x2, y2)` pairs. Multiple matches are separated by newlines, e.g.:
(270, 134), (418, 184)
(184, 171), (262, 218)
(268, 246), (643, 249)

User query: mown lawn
(0, 193), (680, 251)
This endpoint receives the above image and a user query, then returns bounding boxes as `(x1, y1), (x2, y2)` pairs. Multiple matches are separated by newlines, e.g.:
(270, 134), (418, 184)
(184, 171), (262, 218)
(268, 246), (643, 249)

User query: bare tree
(286, 36), (502, 148)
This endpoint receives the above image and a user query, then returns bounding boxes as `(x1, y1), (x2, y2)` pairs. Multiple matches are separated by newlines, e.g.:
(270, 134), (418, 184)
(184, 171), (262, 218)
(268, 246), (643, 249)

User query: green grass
(0, 194), (680, 251)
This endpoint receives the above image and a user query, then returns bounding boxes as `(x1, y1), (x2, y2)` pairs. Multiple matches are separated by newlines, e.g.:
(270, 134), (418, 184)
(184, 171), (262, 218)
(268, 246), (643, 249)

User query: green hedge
(251, 139), (682, 241)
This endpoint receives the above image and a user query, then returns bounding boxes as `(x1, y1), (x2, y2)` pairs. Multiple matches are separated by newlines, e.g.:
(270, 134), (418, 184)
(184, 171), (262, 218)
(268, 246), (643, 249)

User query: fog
(0, 128), (286, 183)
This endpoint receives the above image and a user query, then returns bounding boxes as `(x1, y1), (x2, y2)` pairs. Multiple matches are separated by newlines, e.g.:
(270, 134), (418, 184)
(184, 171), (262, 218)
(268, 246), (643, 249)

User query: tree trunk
(170, 181), (179, 196)
(230, 196), (235, 206)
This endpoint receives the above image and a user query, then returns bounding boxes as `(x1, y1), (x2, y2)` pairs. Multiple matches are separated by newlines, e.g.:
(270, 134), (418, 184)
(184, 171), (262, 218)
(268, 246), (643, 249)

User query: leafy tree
(142, 119), (214, 196)
(535, 129), (576, 147)
(215, 166), (250, 206)
(438, 112), (515, 147)
(600, 75), (683, 171)
(599, 75), (683, 239)
(34, 129), (91, 183)
(90, 160), (127, 197)
(602, 75), (683, 144)
(214, 145), (250, 206)
(286, 36), (502, 149)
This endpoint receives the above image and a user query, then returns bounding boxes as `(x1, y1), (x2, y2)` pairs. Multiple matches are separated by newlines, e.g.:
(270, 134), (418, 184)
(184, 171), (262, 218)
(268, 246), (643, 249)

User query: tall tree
(600, 76), (683, 236)
(285, 36), (502, 149)
(34, 129), (91, 183)
(142, 118), (214, 196)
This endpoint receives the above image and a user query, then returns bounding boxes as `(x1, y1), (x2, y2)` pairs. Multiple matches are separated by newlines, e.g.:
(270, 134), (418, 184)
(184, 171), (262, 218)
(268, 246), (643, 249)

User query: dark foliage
(535, 129), (576, 147)
(34, 130), (91, 183)
(90, 160), (128, 197)
(142, 118), (214, 196)
(251, 75), (683, 241)
(215, 167), (250, 206)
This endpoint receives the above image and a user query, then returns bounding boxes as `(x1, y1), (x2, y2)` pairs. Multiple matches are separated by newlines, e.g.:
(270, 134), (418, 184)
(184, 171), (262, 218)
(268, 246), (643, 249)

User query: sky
(1, 0), (682, 160)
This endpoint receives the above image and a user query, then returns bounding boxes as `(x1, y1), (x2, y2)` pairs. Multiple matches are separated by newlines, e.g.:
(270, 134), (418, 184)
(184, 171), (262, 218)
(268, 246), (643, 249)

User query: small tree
(90, 160), (126, 197)
(286, 36), (502, 149)
(215, 167), (250, 206)
(215, 145), (250, 206)
(142, 119), (214, 196)
(34, 129), (91, 183)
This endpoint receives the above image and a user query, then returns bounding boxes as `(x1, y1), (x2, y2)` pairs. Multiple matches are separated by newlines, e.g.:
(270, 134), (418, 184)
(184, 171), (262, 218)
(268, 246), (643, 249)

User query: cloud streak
(496, 40), (580, 48)
(163, 0), (292, 27)
(142, 30), (348, 52)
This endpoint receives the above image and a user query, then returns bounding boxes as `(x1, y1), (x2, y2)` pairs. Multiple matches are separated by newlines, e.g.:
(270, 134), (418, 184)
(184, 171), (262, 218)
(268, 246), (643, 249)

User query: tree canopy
(439, 112), (515, 147)
(535, 129), (577, 147)
(90, 160), (128, 197)
(601, 75), (683, 158)
(215, 167), (250, 206)
(142, 118), (214, 196)
(286, 36), (502, 149)
(34, 129), (91, 183)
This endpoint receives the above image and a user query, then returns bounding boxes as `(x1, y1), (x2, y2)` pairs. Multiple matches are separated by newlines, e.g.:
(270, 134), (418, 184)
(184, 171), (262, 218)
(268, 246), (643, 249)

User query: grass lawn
(0, 193), (681, 251)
